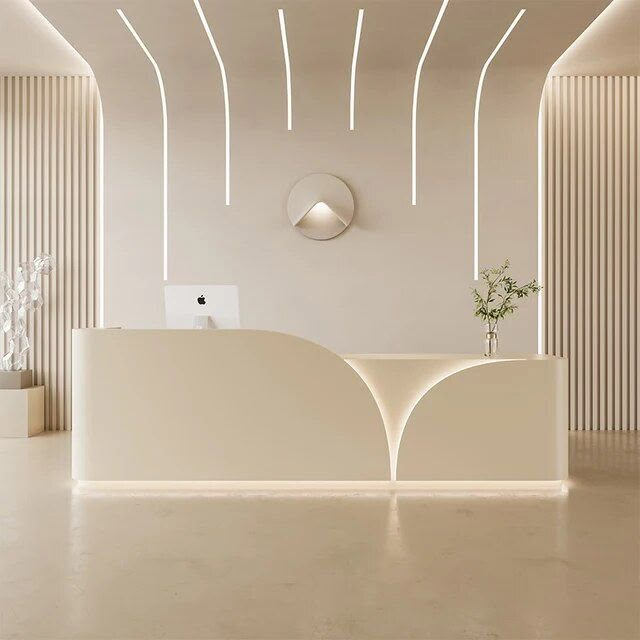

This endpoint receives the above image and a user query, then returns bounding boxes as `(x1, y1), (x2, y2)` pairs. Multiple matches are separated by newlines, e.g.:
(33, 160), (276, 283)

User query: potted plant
(472, 259), (541, 357)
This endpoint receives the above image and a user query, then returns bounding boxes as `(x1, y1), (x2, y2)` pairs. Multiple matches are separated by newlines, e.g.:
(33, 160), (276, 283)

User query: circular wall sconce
(287, 173), (354, 240)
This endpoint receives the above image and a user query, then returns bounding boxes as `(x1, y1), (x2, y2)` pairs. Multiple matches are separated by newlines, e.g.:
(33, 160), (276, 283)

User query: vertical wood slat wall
(542, 76), (638, 430)
(0, 76), (101, 430)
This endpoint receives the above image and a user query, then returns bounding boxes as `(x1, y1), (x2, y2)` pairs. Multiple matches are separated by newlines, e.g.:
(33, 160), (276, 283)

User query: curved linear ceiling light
(117, 9), (169, 281)
(473, 9), (526, 280)
(350, 9), (364, 130)
(411, 0), (449, 206)
(537, 94), (544, 354)
(193, 0), (231, 206)
(277, 9), (292, 130)
(99, 99), (105, 326)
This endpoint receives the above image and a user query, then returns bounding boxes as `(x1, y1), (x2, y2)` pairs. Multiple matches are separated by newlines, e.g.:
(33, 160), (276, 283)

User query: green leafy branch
(472, 259), (541, 333)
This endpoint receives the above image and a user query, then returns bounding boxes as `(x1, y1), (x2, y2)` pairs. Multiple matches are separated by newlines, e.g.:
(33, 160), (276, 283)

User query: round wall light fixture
(287, 173), (354, 240)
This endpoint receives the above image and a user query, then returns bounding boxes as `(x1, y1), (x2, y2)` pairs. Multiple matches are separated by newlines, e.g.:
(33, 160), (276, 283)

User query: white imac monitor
(164, 285), (240, 329)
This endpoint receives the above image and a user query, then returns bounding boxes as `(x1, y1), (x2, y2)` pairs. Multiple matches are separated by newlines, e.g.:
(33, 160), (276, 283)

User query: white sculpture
(0, 254), (55, 371)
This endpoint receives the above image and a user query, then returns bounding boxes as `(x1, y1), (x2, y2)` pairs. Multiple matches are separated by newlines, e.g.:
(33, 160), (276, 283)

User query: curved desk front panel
(345, 355), (568, 483)
(72, 331), (567, 486)
(396, 358), (567, 481)
(72, 330), (389, 481)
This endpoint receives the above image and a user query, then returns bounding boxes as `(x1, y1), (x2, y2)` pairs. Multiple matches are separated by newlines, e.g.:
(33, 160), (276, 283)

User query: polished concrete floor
(0, 432), (638, 639)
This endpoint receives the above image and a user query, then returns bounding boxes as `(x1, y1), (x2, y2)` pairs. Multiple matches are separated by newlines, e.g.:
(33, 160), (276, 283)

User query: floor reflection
(0, 431), (637, 639)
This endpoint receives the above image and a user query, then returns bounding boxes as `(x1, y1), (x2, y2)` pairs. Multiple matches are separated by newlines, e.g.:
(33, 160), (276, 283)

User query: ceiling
(0, 0), (622, 78)
(0, 0), (89, 74)
(552, 0), (640, 75)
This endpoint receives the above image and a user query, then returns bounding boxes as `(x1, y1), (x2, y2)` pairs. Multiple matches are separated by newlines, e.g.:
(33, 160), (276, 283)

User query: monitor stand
(193, 315), (215, 329)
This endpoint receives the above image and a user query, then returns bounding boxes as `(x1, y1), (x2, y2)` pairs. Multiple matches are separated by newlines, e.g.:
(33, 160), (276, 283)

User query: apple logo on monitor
(197, 294), (206, 305)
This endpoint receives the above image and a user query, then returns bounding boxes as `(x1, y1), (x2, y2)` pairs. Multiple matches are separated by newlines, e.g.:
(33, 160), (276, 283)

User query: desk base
(74, 479), (567, 496)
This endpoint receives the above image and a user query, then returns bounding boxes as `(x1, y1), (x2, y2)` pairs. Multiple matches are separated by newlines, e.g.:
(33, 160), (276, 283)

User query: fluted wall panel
(0, 76), (101, 431)
(542, 76), (638, 430)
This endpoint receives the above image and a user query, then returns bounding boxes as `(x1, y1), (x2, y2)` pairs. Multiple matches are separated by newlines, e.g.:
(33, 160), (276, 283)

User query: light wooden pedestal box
(0, 387), (45, 437)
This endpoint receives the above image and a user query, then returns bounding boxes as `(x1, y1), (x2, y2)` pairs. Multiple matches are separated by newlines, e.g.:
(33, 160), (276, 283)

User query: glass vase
(484, 327), (498, 357)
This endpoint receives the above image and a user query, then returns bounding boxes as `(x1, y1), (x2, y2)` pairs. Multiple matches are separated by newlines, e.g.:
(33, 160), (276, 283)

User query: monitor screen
(164, 285), (240, 329)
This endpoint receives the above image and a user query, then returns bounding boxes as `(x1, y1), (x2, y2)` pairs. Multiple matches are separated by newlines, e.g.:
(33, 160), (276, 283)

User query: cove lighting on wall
(411, 0), (449, 206)
(99, 97), (105, 327)
(117, 9), (169, 281)
(350, 9), (364, 131)
(473, 9), (526, 280)
(277, 9), (292, 131)
(537, 95), (544, 354)
(193, 0), (231, 206)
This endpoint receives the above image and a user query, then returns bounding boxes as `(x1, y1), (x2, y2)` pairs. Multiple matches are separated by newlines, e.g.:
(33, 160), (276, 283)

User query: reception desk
(72, 330), (567, 488)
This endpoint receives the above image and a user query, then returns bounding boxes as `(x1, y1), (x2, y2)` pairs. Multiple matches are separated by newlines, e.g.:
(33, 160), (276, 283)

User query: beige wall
(542, 75), (639, 430)
(31, 0), (608, 356)
(0, 76), (101, 430)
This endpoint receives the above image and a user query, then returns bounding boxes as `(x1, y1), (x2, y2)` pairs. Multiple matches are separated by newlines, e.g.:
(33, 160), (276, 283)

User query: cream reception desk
(72, 330), (568, 488)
